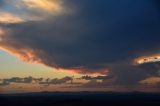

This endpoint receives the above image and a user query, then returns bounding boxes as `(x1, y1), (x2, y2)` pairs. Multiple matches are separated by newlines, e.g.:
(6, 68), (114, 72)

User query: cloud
(135, 54), (160, 64)
(0, 12), (24, 24)
(0, 81), (10, 86)
(140, 76), (160, 85)
(80, 75), (113, 81)
(82, 79), (114, 88)
(0, 76), (76, 86)
(0, 0), (160, 87)
(0, 0), (65, 23)
(2, 76), (43, 84)
(3, 76), (33, 83)
(21, 0), (63, 13)
(39, 76), (73, 85)
(79, 75), (115, 88)
(108, 61), (160, 87)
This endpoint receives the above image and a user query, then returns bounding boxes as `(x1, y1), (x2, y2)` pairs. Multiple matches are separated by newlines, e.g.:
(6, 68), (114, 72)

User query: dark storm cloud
(153, 0), (160, 8)
(108, 62), (160, 86)
(80, 62), (152, 87)
(0, 0), (4, 5)
(0, 0), (160, 86)
(80, 62), (160, 87)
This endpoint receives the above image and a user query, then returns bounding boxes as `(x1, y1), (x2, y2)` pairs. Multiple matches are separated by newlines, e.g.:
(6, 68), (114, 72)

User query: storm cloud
(0, 0), (160, 86)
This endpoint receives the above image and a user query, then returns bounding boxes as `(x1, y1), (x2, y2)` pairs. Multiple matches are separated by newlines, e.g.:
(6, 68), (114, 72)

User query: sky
(0, 0), (160, 93)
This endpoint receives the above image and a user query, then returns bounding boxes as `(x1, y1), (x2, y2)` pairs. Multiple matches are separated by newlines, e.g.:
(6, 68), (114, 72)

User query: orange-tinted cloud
(59, 67), (109, 75)
(140, 77), (160, 85)
(0, 0), (65, 23)
(134, 54), (160, 65)
(0, 46), (42, 64)
(22, 0), (63, 13)
(0, 12), (24, 24)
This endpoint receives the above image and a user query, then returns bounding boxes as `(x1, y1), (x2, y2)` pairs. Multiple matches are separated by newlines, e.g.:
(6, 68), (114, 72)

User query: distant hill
(0, 92), (160, 106)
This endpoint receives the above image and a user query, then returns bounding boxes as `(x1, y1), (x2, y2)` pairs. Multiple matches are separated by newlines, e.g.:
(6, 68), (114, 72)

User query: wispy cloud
(135, 54), (160, 64)
(140, 77), (160, 85)
(21, 0), (63, 13)
(0, 0), (65, 23)
(0, 12), (24, 24)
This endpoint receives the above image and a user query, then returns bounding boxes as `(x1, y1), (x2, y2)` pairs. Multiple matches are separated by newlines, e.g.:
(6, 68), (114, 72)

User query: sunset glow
(135, 54), (160, 64)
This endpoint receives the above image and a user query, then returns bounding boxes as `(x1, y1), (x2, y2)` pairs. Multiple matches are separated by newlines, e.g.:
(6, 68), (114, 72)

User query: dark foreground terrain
(0, 92), (160, 106)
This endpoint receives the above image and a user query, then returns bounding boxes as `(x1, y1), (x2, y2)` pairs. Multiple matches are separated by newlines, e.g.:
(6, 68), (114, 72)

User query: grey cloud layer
(39, 76), (73, 85)
(1, 76), (43, 84)
(80, 75), (113, 81)
(0, 76), (73, 86)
